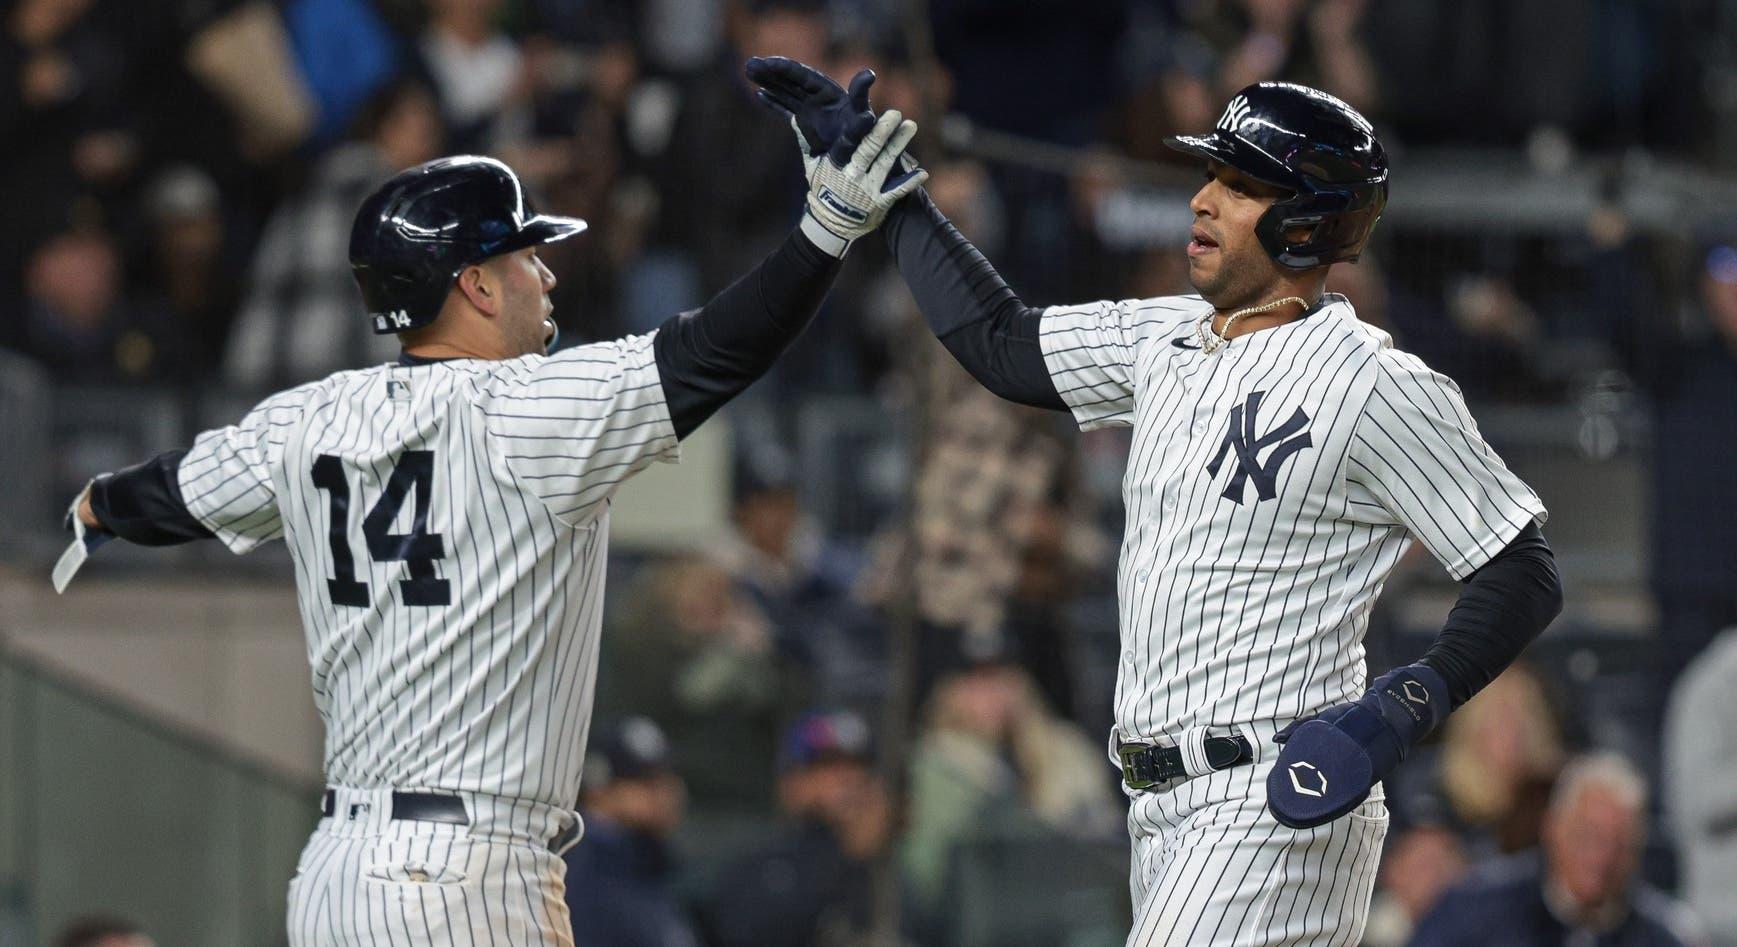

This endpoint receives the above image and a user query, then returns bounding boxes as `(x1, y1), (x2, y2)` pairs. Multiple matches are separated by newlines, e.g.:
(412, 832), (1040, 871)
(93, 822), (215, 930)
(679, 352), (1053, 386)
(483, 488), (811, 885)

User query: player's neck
(400, 324), (515, 361)
(1211, 277), (1328, 339)
(402, 340), (508, 361)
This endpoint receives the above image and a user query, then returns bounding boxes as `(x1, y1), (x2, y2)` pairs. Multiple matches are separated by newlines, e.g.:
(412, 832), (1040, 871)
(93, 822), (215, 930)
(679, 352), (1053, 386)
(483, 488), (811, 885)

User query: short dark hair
(55, 917), (143, 947)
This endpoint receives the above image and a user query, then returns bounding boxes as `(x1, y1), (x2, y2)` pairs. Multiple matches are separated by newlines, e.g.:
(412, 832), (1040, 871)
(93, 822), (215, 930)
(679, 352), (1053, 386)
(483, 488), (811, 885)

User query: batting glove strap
(1265, 663), (1448, 829)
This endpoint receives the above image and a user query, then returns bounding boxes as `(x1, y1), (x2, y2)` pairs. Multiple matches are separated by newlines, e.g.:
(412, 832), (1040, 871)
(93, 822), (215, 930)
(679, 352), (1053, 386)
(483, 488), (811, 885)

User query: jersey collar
(397, 351), (465, 366)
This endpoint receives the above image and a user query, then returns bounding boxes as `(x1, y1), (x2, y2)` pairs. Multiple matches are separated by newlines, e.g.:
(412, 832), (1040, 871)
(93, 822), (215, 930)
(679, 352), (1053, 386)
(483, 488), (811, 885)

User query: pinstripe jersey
(1040, 294), (1546, 743)
(176, 332), (678, 811)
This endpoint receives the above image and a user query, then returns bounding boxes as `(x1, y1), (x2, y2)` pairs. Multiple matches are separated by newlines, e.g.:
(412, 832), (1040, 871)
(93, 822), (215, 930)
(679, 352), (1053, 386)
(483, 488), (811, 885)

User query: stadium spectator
(223, 78), (442, 390)
(651, 0), (822, 296)
(17, 223), (184, 384)
(1665, 628), (1737, 947)
(1407, 753), (1702, 947)
(1364, 824), (1471, 947)
(1432, 664), (1566, 855)
(1620, 244), (1737, 707)
(52, 917), (155, 947)
(598, 556), (806, 812)
(698, 709), (894, 947)
(133, 165), (242, 374)
(564, 717), (699, 947)
(900, 630), (1118, 925)
(711, 462), (883, 707)
(416, 0), (526, 153)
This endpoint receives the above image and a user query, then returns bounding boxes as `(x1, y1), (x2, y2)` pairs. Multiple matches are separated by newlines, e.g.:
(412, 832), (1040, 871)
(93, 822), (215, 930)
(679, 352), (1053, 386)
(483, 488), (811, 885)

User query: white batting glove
(797, 110), (928, 258)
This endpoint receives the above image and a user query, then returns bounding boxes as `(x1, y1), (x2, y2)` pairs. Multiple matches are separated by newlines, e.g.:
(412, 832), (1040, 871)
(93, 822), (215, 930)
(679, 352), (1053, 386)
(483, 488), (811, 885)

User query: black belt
(321, 790), (468, 824)
(1117, 733), (1254, 791)
(320, 790), (580, 852)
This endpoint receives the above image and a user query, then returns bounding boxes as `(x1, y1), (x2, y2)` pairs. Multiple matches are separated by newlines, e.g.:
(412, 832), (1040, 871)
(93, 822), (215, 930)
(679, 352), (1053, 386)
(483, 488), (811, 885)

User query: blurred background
(0, 0), (1735, 944)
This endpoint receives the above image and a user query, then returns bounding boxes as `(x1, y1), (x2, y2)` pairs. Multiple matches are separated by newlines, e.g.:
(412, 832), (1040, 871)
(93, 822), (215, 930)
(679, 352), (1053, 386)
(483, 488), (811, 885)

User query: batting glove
(748, 55), (877, 159)
(795, 109), (928, 257)
(1265, 663), (1448, 829)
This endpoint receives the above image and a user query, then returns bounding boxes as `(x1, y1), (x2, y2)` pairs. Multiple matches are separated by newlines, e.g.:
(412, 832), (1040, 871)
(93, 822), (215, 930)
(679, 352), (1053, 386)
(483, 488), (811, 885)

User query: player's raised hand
(748, 56), (873, 159)
(794, 109), (928, 257)
(1265, 663), (1449, 828)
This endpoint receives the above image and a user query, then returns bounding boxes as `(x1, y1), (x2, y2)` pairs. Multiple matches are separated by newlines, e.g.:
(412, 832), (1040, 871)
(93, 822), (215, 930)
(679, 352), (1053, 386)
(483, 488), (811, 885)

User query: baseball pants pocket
(1125, 796), (1388, 947)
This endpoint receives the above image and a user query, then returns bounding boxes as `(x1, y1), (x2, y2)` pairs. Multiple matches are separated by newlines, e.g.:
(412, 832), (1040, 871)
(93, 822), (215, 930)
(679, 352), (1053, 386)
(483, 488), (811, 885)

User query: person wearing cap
(564, 717), (697, 947)
(698, 709), (894, 947)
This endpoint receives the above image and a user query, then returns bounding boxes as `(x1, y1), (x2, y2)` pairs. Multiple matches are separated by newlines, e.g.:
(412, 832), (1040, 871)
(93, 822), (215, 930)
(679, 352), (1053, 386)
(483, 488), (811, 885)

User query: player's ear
(454, 264), (501, 318)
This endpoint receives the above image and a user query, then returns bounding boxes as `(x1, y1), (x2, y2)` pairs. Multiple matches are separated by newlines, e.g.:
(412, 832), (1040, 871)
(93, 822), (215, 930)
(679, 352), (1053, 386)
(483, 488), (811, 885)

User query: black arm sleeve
(653, 227), (844, 439)
(87, 449), (217, 546)
(1417, 522), (1563, 708)
(880, 189), (1066, 410)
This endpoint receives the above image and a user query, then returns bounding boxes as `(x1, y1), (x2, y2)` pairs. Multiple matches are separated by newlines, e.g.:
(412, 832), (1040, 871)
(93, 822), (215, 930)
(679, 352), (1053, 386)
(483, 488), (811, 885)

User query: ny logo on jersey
(1217, 95), (1253, 133)
(1205, 390), (1312, 504)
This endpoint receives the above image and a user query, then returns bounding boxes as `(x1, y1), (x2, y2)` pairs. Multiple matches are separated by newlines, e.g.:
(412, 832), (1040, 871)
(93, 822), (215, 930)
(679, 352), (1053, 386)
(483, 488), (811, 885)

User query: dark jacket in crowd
(698, 821), (874, 947)
(1407, 853), (1698, 947)
(563, 815), (697, 947)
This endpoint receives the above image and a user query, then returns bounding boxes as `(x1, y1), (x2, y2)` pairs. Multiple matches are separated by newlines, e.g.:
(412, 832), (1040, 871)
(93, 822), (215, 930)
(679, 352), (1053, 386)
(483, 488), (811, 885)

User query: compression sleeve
(654, 226), (843, 439)
(879, 189), (1065, 409)
(1418, 522), (1563, 708)
(87, 449), (217, 546)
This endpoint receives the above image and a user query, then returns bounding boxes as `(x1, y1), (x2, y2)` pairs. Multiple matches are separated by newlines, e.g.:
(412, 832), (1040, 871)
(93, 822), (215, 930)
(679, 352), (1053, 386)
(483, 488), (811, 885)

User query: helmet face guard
(350, 156), (588, 334)
(1167, 83), (1388, 271)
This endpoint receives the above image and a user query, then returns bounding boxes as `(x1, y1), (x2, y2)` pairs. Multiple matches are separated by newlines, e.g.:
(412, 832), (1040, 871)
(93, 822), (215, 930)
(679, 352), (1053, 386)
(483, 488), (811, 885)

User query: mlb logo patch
(387, 379), (412, 401)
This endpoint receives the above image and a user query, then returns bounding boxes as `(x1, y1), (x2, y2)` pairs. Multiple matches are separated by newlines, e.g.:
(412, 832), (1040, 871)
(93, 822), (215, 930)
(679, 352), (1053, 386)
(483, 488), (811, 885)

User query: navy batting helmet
(1166, 82), (1387, 269)
(349, 156), (587, 334)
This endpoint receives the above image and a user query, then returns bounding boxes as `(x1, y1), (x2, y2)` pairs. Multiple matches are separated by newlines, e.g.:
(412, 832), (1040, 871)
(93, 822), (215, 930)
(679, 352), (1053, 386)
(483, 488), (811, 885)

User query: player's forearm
(85, 450), (216, 546)
(1418, 522), (1563, 708)
(653, 225), (843, 438)
(881, 190), (1065, 410)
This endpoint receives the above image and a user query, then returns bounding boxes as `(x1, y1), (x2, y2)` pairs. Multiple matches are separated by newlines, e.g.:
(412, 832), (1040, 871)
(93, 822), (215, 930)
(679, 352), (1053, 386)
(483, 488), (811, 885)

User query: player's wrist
(799, 208), (853, 258)
(1365, 663), (1448, 748)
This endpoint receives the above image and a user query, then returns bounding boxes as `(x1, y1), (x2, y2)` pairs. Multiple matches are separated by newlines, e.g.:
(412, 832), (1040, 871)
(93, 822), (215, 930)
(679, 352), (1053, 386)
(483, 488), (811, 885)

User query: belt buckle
(1117, 743), (1161, 791)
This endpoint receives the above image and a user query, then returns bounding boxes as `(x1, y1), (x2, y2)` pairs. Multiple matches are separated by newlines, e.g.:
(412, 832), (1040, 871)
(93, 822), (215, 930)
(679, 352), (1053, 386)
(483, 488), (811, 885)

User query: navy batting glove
(1265, 664), (1448, 829)
(746, 56), (874, 162)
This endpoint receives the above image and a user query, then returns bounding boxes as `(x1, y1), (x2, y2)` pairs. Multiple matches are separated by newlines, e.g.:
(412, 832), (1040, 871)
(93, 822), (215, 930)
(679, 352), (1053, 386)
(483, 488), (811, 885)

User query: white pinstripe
(176, 333), (678, 944)
(1040, 295), (1543, 944)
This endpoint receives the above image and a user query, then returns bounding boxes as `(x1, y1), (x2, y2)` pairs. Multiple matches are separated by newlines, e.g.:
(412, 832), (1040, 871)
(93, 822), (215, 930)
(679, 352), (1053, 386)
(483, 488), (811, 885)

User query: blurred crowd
(10, 0), (1737, 945)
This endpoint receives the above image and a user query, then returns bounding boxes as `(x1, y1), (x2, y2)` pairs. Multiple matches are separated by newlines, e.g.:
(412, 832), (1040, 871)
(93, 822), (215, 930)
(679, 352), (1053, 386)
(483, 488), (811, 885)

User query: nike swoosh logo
(1171, 337), (1201, 350)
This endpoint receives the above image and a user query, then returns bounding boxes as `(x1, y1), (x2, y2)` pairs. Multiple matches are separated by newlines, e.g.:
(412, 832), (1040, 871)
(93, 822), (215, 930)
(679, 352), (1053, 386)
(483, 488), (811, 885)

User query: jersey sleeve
(1346, 352), (1548, 580)
(483, 331), (681, 527)
(1037, 299), (1144, 430)
(176, 388), (306, 553)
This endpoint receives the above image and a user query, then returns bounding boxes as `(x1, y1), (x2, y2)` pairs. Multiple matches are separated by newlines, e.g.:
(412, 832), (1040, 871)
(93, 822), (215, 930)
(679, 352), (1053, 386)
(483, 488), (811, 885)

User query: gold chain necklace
(1194, 296), (1309, 355)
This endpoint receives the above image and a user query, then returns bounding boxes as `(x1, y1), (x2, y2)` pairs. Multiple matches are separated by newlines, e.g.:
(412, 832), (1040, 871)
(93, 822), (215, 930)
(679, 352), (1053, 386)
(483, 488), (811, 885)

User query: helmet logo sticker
(1218, 95), (1252, 134)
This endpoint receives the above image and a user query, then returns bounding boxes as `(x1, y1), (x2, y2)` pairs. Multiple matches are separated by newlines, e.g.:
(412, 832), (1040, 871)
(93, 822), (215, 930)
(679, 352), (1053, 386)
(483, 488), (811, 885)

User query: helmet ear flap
(1256, 186), (1385, 270)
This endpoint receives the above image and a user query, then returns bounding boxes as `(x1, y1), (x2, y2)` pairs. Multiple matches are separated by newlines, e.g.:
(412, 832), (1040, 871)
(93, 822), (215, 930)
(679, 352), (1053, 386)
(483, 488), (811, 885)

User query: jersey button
(1122, 650), (1135, 664)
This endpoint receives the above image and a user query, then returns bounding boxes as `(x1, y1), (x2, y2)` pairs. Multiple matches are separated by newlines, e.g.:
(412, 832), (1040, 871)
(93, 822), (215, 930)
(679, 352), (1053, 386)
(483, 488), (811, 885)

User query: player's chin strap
(52, 482), (115, 594)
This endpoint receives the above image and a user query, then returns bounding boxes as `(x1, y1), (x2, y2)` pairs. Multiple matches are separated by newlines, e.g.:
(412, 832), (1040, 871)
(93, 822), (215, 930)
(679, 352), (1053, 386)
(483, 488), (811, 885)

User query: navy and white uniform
(874, 177), (1557, 947)
(1041, 292), (1545, 944)
(179, 337), (675, 943)
(61, 218), (850, 945)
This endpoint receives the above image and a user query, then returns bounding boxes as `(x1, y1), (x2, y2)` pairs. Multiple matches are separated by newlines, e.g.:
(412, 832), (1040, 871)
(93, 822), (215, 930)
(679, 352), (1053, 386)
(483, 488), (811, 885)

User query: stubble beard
(1190, 244), (1287, 313)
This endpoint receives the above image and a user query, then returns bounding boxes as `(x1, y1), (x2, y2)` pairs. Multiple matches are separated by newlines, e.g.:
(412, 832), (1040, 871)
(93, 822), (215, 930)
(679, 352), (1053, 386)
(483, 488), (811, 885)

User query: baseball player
(750, 62), (1565, 945)
(50, 97), (925, 944)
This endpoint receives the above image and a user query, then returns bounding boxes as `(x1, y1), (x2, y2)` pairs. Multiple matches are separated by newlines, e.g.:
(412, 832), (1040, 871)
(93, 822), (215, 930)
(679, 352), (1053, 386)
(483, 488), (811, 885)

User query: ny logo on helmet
(1205, 390), (1312, 504)
(1217, 95), (1253, 134)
